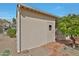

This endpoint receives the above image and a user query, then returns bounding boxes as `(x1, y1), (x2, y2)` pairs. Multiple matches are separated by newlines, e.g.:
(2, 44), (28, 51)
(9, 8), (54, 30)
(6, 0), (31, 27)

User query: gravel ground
(0, 34), (48, 56)
(0, 34), (79, 56)
(0, 34), (17, 55)
(43, 42), (79, 56)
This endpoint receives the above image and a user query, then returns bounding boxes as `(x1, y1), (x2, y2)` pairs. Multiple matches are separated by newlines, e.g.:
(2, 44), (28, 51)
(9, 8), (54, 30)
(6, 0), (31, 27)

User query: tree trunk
(70, 35), (76, 48)
(72, 44), (75, 48)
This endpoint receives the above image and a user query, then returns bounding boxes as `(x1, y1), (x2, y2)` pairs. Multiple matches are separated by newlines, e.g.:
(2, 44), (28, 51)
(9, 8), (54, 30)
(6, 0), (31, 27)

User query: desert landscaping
(0, 33), (79, 56)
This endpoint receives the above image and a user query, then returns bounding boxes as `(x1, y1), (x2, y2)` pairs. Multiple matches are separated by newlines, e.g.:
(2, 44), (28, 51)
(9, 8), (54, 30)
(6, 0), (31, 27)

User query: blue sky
(0, 3), (79, 21)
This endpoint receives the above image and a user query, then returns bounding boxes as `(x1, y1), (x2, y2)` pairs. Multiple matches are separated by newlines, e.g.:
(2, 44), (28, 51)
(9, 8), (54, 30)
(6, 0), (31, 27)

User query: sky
(0, 3), (79, 21)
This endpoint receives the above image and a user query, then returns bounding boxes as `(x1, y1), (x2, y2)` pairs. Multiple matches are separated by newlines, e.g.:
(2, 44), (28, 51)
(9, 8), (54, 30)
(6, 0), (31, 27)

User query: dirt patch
(0, 34), (17, 55)
(0, 34), (49, 56)
(42, 42), (68, 56)
(42, 42), (79, 56)
(0, 34), (79, 56)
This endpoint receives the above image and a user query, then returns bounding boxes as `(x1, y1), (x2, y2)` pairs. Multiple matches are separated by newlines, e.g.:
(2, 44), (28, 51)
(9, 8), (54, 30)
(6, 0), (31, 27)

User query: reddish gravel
(42, 42), (71, 56)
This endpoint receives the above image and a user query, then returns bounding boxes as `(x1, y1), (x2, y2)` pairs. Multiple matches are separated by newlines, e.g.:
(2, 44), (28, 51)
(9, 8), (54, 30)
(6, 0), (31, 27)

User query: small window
(49, 25), (52, 31)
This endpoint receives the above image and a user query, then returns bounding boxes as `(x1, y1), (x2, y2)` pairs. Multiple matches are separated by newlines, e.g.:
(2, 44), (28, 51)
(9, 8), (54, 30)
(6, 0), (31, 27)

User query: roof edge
(17, 4), (58, 19)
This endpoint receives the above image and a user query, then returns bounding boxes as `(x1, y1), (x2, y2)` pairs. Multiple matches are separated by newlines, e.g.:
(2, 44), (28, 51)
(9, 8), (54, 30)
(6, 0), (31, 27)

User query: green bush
(0, 49), (11, 56)
(7, 28), (16, 38)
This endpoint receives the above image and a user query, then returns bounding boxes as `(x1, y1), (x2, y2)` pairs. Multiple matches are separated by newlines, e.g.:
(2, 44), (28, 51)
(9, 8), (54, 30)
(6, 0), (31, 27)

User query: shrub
(7, 28), (16, 38)
(0, 49), (11, 56)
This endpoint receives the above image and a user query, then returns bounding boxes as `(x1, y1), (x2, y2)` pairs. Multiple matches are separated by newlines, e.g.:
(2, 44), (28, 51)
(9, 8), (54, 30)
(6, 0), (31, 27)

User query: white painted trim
(16, 4), (21, 53)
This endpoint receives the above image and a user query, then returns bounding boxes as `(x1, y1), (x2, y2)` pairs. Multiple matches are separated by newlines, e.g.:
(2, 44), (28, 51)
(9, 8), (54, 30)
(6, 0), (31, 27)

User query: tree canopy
(57, 14), (79, 36)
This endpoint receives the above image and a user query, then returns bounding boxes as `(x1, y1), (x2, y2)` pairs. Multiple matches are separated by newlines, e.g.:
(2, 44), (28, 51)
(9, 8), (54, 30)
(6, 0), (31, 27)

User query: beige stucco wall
(21, 16), (55, 51)
(17, 5), (55, 52)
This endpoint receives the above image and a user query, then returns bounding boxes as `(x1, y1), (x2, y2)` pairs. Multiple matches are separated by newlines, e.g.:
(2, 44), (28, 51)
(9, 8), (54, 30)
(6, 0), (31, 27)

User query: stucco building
(16, 4), (57, 52)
